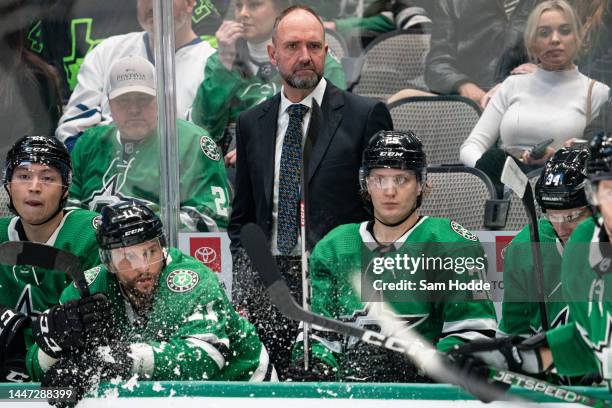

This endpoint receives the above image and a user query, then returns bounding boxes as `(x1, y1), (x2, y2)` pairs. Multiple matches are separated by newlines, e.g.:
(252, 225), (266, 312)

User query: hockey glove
(286, 359), (337, 382)
(41, 354), (91, 408)
(0, 306), (30, 382)
(32, 293), (113, 358)
(447, 334), (549, 402)
(450, 334), (548, 375)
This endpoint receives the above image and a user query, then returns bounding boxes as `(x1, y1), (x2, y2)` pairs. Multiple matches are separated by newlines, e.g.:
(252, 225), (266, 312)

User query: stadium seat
(420, 166), (497, 230)
(0, 187), (11, 217)
(389, 96), (482, 165)
(325, 28), (349, 60)
(502, 169), (543, 231)
(351, 30), (430, 100)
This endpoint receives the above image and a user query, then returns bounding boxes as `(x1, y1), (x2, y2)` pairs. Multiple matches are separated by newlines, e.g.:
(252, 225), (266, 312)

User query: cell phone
(529, 138), (555, 160)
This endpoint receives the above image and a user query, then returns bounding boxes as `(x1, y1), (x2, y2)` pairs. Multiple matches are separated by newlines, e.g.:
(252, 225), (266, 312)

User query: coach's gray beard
(286, 72), (322, 90)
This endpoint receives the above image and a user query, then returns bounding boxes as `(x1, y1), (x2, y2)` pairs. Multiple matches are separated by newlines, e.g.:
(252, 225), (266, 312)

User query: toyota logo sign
(194, 246), (217, 264)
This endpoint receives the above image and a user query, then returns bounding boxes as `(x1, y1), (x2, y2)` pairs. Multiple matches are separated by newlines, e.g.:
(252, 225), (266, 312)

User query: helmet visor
(104, 238), (165, 274)
(9, 162), (66, 188)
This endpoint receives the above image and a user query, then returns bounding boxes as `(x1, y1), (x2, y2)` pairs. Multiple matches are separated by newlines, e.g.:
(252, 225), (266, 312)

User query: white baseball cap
(108, 56), (156, 100)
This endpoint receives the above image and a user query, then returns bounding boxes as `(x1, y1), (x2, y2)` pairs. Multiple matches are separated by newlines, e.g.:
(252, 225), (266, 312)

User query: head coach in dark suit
(228, 5), (392, 377)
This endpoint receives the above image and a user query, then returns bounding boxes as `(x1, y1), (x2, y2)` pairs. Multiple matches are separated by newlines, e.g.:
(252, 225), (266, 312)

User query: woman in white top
(460, 0), (609, 180)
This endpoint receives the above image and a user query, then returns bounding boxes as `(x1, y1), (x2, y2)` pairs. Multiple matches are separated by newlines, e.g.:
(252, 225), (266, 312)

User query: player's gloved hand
(41, 354), (92, 408)
(0, 306), (30, 382)
(285, 358), (337, 382)
(342, 342), (422, 382)
(450, 335), (547, 375)
(447, 334), (549, 403)
(32, 293), (113, 358)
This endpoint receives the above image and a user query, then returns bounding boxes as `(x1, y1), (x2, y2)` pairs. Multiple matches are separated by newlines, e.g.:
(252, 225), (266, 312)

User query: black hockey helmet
(359, 129), (427, 192)
(3, 135), (72, 187)
(3, 135), (72, 217)
(535, 147), (589, 211)
(586, 133), (612, 182)
(97, 200), (166, 251)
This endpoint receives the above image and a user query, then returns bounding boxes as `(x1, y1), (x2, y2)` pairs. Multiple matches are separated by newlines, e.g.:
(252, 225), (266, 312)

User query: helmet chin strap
(373, 194), (422, 227)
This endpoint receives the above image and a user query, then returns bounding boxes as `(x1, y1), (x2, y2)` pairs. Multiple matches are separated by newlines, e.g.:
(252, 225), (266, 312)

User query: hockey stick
(240, 222), (610, 408)
(501, 157), (549, 330)
(299, 100), (319, 370)
(0, 241), (90, 298)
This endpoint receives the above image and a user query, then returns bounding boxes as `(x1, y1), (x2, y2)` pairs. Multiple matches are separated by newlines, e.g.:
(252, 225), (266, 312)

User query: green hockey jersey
(190, 51), (347, 143)
(27, 247), (272, 382)
(294, 217), (497, 374)
(0, 209), (100, 318)
(498, 219), (570, 337)
(546, 218), (612, 378)
(68, 120), (230, 232)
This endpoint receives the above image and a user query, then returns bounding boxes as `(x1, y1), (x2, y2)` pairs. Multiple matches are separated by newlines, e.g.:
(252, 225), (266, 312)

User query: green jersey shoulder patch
(167, 269), (200, 293)
(450, 220), (477, 241)
(200, 135), (221, 161)
(92, 215), (102, 230)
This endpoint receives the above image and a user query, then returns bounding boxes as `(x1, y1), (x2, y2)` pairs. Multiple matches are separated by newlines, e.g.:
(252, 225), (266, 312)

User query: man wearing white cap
(55, 0), (216, 151)
(68, 55), (231, 232)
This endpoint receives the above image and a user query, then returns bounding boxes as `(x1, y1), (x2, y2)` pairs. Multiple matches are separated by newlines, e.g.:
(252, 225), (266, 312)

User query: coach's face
(268, 9), (327, 91)
(109, 91), (157, 141)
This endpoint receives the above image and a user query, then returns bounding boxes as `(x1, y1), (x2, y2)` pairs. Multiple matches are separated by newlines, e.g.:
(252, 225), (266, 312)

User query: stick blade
(0, 241), (89, 297)
(500, 157), (528, 199)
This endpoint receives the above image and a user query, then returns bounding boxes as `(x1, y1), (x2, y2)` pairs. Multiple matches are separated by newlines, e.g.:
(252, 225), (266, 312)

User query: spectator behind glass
(460, 0), (609, 196)
(497, 0), (612, 86)
(189, 0), (346, 163)
(0, 0), (62, 164)
(424, 0), (508, 106)
(55, 0), (216, 151)
(30, 0), (230, 100)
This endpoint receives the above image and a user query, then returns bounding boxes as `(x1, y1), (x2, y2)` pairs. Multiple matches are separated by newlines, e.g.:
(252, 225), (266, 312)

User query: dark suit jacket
(229, 82), (393, 251)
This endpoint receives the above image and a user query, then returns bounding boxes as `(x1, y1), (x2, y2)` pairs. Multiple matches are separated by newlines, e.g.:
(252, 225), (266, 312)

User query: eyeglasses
(543, 208), (589, 223)
(366, 174), (413, 190)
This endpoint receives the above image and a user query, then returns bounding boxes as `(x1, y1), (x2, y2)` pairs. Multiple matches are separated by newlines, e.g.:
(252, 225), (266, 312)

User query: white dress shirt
(271, 78), (327, 255)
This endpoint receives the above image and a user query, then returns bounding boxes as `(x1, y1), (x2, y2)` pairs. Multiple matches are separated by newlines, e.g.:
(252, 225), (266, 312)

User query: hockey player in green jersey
(29, 200), (275, 403)
(449, 135), (612, 393)
(289, 130), (497, 382)
(498, 148), (591, 338)
(0, 135), (108, 382)
(68, 55), (231, 232)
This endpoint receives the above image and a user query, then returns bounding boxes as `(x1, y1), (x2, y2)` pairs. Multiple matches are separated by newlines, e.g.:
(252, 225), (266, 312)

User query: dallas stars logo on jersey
(167, 269), (199, 293)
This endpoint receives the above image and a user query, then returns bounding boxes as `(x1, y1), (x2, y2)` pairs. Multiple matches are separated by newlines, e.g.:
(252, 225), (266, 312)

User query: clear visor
(543, 207), (590, 223)
(105, 238), (166, 274)
(10, 162), (65, 187)
(366, 170), (416, 190)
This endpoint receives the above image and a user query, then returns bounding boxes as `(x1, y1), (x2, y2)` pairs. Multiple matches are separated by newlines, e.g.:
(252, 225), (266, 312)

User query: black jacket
(228, 82), (393, 252)
(425, 0), (508, 94)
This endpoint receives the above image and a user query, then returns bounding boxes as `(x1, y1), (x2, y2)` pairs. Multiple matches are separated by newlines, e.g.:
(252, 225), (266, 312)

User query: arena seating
(420, 166), (496, 230)
(389, 96), (482, 166)
(351, 30), (431, 100)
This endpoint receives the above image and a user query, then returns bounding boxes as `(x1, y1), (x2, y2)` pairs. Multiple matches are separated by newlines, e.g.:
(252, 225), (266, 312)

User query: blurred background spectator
(460, 0), (609, 196)
(0, 0), (62, 166)
(55, 0), (216, 150)
(29, 0), (230, 100)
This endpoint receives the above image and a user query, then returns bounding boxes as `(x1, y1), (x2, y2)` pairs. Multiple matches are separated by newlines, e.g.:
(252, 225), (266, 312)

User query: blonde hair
(523, 0), (582, 63)
(575, 0), (608, 49)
